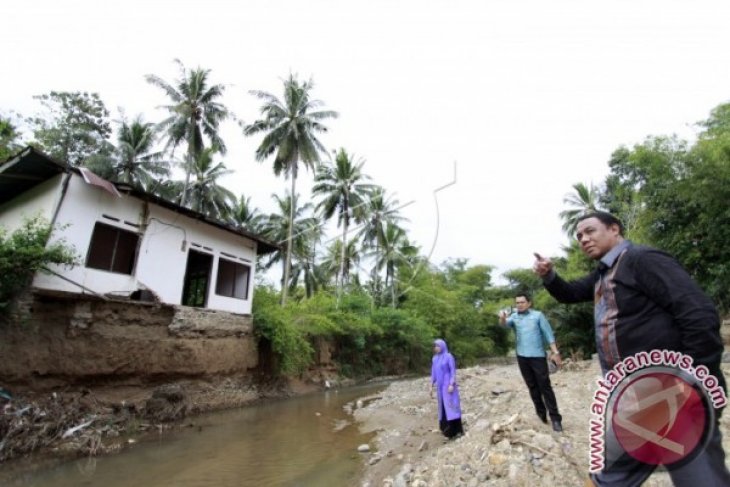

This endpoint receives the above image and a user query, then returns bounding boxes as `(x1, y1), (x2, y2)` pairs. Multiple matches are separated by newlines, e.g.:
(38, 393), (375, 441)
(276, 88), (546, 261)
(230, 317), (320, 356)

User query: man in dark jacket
(534, 211), (729, 487)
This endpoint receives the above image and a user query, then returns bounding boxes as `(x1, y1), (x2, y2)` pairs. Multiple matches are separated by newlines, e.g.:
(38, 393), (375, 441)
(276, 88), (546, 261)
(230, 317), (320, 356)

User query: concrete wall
(0, 292), (258, 388)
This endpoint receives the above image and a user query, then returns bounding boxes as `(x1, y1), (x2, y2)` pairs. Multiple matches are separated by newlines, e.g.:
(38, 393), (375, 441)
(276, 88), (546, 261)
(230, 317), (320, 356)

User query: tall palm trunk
(180, 144), (194, 207)
(281, 163), (297, 305)
(337, 197), (349, 307)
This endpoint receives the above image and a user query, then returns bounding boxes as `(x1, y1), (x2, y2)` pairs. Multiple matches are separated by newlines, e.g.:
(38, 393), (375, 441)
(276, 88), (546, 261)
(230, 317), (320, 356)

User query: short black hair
(515, 293), (531, 302)
(576, 211), (625, 236)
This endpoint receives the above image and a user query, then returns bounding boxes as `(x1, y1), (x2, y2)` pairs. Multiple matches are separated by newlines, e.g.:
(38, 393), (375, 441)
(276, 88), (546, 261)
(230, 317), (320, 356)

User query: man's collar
(600, 240), (631, 270)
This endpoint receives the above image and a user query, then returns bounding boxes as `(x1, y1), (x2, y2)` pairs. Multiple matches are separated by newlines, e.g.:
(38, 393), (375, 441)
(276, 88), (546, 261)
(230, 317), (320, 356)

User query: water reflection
(4, 384), (385, 487)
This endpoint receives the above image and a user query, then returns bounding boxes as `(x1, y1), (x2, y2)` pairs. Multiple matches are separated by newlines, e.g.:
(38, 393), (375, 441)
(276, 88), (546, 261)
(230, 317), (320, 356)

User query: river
(3, 383), (386, 487)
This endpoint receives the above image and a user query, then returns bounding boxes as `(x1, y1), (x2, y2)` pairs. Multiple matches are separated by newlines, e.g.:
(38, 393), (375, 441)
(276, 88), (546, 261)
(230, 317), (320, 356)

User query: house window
(86, 222), (139, 275)
(215, 258), (250, 300)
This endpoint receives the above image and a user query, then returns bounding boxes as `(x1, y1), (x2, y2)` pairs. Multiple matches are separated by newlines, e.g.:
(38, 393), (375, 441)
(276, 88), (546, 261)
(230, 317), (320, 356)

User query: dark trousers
(517, 355), (561, 422)
(591, 423), (730, 486)
(439, 401), (464, 438)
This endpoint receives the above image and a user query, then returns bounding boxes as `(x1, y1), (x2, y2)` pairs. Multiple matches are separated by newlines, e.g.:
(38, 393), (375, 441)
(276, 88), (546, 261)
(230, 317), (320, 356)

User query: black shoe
(538, 414), (548, 424)
(552, 420), (563, 432)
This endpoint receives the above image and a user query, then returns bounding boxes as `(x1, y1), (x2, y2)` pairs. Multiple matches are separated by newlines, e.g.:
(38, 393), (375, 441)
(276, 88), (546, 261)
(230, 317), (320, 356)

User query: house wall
(31, 174), (258, 314)
(0, 174), (62, 232)
(137, 205), (258, 314)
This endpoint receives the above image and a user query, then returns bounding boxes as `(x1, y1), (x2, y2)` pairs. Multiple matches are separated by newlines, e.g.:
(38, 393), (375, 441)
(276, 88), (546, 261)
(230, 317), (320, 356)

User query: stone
(358, 444), (371, 453)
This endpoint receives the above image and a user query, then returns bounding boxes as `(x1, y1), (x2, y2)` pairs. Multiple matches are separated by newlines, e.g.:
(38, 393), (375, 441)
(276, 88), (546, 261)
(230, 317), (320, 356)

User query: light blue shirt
(505, 309), (556, 358)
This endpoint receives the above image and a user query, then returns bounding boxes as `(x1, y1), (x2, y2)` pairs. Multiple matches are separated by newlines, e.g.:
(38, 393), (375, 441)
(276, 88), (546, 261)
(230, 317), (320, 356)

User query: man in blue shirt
(500, 293), (563, 432)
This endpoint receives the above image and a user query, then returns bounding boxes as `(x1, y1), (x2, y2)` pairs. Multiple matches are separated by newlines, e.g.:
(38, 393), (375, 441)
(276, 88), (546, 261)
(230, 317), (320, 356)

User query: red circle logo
(612, 371), (707, 465)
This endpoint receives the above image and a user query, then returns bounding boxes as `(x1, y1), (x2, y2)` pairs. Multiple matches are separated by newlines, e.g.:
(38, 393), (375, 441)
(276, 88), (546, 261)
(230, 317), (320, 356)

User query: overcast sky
(4, 0), (730, 282)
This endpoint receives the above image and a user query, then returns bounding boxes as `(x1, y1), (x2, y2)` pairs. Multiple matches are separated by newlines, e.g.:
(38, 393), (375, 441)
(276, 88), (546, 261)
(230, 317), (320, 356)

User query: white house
(0, 147), (277, 315)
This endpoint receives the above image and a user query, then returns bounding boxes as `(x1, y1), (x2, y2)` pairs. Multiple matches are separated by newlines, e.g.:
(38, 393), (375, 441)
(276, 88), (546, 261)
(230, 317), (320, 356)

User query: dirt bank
(355, 361), (730, 487)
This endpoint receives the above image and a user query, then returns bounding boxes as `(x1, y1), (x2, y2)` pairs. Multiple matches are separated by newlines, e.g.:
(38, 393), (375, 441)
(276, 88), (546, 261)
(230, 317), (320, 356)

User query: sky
(4, 0), (730, 283)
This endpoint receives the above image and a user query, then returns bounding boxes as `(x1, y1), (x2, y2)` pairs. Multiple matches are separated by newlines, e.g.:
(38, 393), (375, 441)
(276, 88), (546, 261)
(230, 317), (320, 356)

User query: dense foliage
(0, 218), (77, 314)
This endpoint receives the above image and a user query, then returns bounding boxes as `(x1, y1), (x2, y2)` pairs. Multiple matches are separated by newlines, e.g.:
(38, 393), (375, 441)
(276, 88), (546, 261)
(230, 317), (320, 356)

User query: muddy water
(6, 384), (385, 487)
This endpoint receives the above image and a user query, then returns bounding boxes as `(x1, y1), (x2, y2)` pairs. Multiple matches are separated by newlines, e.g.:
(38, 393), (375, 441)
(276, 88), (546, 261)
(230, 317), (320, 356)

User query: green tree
(0, 114), (23, 161)
(0, 218), (78, 314)
(313, 148), (374, 297)
(229, 193), (264, 234)
(261, 192), (320, 291)
(320, 238), (361, 291)
(186, 148), (236, 220)
(85, 115), (170, 190)
(27, 91), (113, 166)
(357, 186), (406, 300)
(146, 60), (230, 206)
(375, 222), (416, 307)
(244, 74), (338, 304)
(559, 182), (601, 236)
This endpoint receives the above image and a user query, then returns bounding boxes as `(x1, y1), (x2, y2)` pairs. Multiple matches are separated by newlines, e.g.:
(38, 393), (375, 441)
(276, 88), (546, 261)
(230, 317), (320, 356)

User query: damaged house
(0, 147), (279, 385)
(0, 146), (276, 313)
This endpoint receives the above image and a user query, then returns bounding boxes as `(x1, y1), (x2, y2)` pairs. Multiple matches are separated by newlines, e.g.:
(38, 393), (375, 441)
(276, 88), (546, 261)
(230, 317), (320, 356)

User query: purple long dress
(431, 339), (463, 438)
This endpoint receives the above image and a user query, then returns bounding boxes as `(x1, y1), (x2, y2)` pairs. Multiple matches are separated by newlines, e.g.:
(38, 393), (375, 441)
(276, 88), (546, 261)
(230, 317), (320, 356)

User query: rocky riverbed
(355, 360), (730, 487)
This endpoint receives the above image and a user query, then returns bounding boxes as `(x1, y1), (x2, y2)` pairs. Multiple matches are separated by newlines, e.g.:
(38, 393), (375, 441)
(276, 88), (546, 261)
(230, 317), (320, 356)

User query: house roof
(0, 147), (279, 255)
(0, 147), (67, 204)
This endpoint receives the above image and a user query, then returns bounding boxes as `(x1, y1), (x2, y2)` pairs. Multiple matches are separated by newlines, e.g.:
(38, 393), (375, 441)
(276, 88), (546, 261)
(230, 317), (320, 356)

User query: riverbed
(1, 383), (386, 487)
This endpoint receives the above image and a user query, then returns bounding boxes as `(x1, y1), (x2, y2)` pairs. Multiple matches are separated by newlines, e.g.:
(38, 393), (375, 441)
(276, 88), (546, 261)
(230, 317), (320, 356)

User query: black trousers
(439, 401), (464, 438)
(517, 355), (562, 422)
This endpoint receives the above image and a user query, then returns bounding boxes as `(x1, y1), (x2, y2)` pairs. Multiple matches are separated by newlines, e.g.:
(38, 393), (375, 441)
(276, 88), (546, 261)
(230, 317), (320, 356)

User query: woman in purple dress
(430, 338), (463, 438)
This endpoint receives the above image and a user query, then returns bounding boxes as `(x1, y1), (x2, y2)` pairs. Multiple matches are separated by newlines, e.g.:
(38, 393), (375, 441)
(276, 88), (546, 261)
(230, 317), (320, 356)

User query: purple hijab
(431, 339), (462, 421)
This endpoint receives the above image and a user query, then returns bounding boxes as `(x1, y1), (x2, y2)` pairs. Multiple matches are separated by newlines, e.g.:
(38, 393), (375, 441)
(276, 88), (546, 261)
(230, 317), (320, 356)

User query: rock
(532, 432), (557, 452)
(358, 444), (371, 453)
(488, 452), (508, 466)
(368, 454), (382, 465)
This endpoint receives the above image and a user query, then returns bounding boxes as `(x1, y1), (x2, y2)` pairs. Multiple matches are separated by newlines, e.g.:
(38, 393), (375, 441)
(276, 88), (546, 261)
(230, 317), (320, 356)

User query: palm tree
(150, 179), (184, 203)
(230, 193), (264, 234)
(244, 74), (338, 304)
(320, 238), (362, 291)
(83, 116), (170, 191)
(186, 148), (236, 220)
(115, 116), (169, 189)
(357, 186), (407, 294)
(560, 182), (601, 236)
(313, 148), (374, 298)
(289, 244), (327, 299)
(145, 60), (230, 206)
(260, 192), (320, 293)
(375, 222), (416, 307)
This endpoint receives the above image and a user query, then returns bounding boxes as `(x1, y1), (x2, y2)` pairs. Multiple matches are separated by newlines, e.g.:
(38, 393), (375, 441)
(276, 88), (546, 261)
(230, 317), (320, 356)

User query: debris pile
(0, 391), (122, 461)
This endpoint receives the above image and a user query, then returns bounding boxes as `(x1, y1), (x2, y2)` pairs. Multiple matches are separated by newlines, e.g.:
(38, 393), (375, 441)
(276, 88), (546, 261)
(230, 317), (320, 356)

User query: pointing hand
(533, 252), (553, 277)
